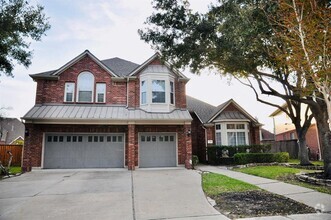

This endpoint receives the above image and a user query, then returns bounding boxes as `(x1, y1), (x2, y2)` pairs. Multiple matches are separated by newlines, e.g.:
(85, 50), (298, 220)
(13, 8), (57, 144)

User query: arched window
(77, 71), (94, 102)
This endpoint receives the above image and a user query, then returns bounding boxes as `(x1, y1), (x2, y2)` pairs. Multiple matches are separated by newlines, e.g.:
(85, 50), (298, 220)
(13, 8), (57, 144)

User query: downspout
(201, 125), (208, 162)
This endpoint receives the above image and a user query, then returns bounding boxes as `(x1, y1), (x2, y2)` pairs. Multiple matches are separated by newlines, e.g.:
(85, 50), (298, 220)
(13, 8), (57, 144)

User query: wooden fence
(263, 140), (299, 159)
(0, 145), (23, 166)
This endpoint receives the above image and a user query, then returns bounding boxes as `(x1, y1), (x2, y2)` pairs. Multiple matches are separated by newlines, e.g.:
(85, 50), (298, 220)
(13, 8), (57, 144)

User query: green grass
(233, 166), (304, 179)
(202, 172), (259, 196)
(288, 159), (324, 166)
(234, 165), (331, 195)
(9, 166), (22, 174)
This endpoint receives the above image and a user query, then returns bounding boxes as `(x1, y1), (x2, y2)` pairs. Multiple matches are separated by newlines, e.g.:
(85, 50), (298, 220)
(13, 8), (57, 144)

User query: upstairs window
(64, 82), (75, 102)
(152, 80), (165, 103)
(141, 80), (147, 104)
(170, 81), (174, 104)
(96, 83), (106, 103)
(77, 72), (94, 102)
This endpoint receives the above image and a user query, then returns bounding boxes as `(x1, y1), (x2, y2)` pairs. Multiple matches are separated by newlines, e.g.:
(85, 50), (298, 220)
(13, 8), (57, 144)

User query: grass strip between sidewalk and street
(202, 172), (259, 196)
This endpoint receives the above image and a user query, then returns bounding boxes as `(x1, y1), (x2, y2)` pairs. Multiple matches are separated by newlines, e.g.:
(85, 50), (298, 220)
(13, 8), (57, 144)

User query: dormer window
(77, 71), (94, 102)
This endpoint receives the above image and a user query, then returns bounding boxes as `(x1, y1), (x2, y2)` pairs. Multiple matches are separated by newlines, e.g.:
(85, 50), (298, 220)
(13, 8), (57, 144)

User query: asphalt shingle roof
(30, 57), (140, 78)
(186, 96), (216, 123)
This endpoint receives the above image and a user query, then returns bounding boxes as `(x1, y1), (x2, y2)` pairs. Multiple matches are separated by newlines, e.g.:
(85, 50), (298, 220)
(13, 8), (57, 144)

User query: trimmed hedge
(207, 145), (271, 165)
(234, 152), (289, 164)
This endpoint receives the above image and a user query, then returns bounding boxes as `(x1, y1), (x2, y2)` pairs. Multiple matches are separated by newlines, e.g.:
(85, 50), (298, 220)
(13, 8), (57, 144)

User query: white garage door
(139, 133), (177, 168)
(44, 133), (125, 168)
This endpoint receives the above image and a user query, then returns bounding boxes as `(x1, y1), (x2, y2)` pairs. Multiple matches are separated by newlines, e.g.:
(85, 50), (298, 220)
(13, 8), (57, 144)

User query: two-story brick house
(22, 50), (193, 171)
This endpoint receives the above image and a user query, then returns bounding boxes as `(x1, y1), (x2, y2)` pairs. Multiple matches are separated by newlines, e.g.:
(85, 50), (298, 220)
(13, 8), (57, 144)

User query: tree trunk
(314, 110), (331, 179)
(297, 135), (311, 165)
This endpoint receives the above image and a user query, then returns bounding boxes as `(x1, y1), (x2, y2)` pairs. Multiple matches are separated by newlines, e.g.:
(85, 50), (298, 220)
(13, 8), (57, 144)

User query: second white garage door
(139, 133), (177, 168)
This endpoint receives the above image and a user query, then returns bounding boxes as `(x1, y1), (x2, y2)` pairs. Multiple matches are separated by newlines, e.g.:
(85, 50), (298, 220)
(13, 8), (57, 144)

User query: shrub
(192, 155), (199, 168)
(234, 152), (290, 164)
(206, 144), (271, 165)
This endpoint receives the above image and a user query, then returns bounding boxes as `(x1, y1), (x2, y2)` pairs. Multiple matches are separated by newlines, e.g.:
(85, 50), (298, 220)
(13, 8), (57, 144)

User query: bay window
(141, 80), (147, 104)
(215, 123), (249, 146)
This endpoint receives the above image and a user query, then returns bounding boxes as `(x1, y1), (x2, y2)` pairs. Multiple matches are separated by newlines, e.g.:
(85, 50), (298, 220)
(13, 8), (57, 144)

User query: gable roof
(129, 53), (188, 80)
(186, 96), (261, 126)
(30, 50), (141, 80)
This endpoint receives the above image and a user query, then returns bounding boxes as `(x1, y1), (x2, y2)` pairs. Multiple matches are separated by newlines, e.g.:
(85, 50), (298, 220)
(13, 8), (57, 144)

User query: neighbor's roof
(186, 96), (261, 126)
(22, 105), (192, 124)
(186, 96), (216, 123)
(0, 118), (25, 144)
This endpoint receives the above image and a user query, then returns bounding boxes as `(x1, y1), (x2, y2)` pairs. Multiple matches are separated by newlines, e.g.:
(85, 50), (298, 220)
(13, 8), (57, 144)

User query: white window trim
(95, 83), (106, 103)
(64, 82), (75, 102)
(215, 122), (249, 146)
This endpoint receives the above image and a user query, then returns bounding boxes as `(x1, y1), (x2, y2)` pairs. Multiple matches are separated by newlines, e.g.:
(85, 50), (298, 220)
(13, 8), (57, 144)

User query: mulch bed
(211, 190), (316, 219)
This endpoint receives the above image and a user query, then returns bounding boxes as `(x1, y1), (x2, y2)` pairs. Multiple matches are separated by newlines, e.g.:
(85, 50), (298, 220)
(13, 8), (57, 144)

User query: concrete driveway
(0, 168), (225, 220)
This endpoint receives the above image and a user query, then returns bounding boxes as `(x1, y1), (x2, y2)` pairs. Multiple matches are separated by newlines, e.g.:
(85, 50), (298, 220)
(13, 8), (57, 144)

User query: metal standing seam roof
(22, 105), (192, 123)
(213, 111), (250, 121)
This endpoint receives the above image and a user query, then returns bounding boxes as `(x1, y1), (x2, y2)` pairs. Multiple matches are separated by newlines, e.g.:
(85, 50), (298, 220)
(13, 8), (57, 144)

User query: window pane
(215, 124), (221, 130)
(78, 136), (83, 142)
(216, 132), (222, 145)
(77, 72), (94, 102)
(79, 91), (92, 102)
(67, 136), (72, 142)
(141, 136), (145, 142)
(141, 92), (147, 104)
(94, 136), (98, 142)
(152, 80), (165, 103)
(227, 132), (236, 146)
(73, 136), (77, 142)
(99, 136), (104, 142)
(107, 136), (111, 142)
(236, 124), (245, 129)
(47, 136), (52, 142)
(96, 83), (106, 103)
(227, 124), (235, 129)
(170, 81), (174, 104)
(65, 83), (75, 102)
(88, 136), (92, 142)
(152, 136), (156, 142)
(112, 136), (117, 142)
(237, 132), (246, 145)
(170, 136), (174, 142)
(53, 136), (58, 142)
(118, 136), (123, 142)
(59, 136), (64, 142)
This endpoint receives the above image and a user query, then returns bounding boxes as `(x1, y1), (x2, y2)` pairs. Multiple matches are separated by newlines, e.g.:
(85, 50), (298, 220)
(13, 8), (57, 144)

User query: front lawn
(234, 166), (331, 195)
(288, 159), (324, 166)
(201, 172), (315, 219)
(202, 172), (259, 195)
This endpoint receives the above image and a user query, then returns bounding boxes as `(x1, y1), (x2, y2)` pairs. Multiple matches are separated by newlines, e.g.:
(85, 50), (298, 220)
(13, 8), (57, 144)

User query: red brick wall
(249, 125), (261, 145)
(206, 126), (215, 146)
(190, 112), (207, 162)
(35, 55), (127, 105)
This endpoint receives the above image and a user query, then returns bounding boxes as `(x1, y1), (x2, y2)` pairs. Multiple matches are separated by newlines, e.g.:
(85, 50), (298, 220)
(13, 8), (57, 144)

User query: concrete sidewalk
(197, 165), (331, 220)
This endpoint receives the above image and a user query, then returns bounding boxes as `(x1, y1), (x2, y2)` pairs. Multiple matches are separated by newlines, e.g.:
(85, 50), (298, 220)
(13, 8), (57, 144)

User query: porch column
(128, 123), (136, 170)
(184, 123), (193, 169)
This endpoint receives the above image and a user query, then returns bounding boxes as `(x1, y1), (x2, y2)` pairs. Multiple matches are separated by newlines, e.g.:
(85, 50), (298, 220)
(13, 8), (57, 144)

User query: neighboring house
(0, 118), (25, 145)
(186, 96), (262, 162)
(22, 50), (193, 171)
(260, 128), (275, 143)
(270, 104), (321, 160)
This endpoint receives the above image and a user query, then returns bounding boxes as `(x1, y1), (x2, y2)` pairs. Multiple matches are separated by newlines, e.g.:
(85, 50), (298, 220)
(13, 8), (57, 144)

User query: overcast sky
(0, 0), (282, 131)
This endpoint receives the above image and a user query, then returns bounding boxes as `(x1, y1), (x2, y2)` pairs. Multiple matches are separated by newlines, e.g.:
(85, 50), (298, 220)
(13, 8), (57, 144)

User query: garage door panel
(139, 133), (177, 168)
(44, 134), (124, 169)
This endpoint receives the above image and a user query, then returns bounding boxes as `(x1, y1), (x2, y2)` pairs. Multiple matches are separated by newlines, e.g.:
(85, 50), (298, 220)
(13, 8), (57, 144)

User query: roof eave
(29, 74), (59, 81)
